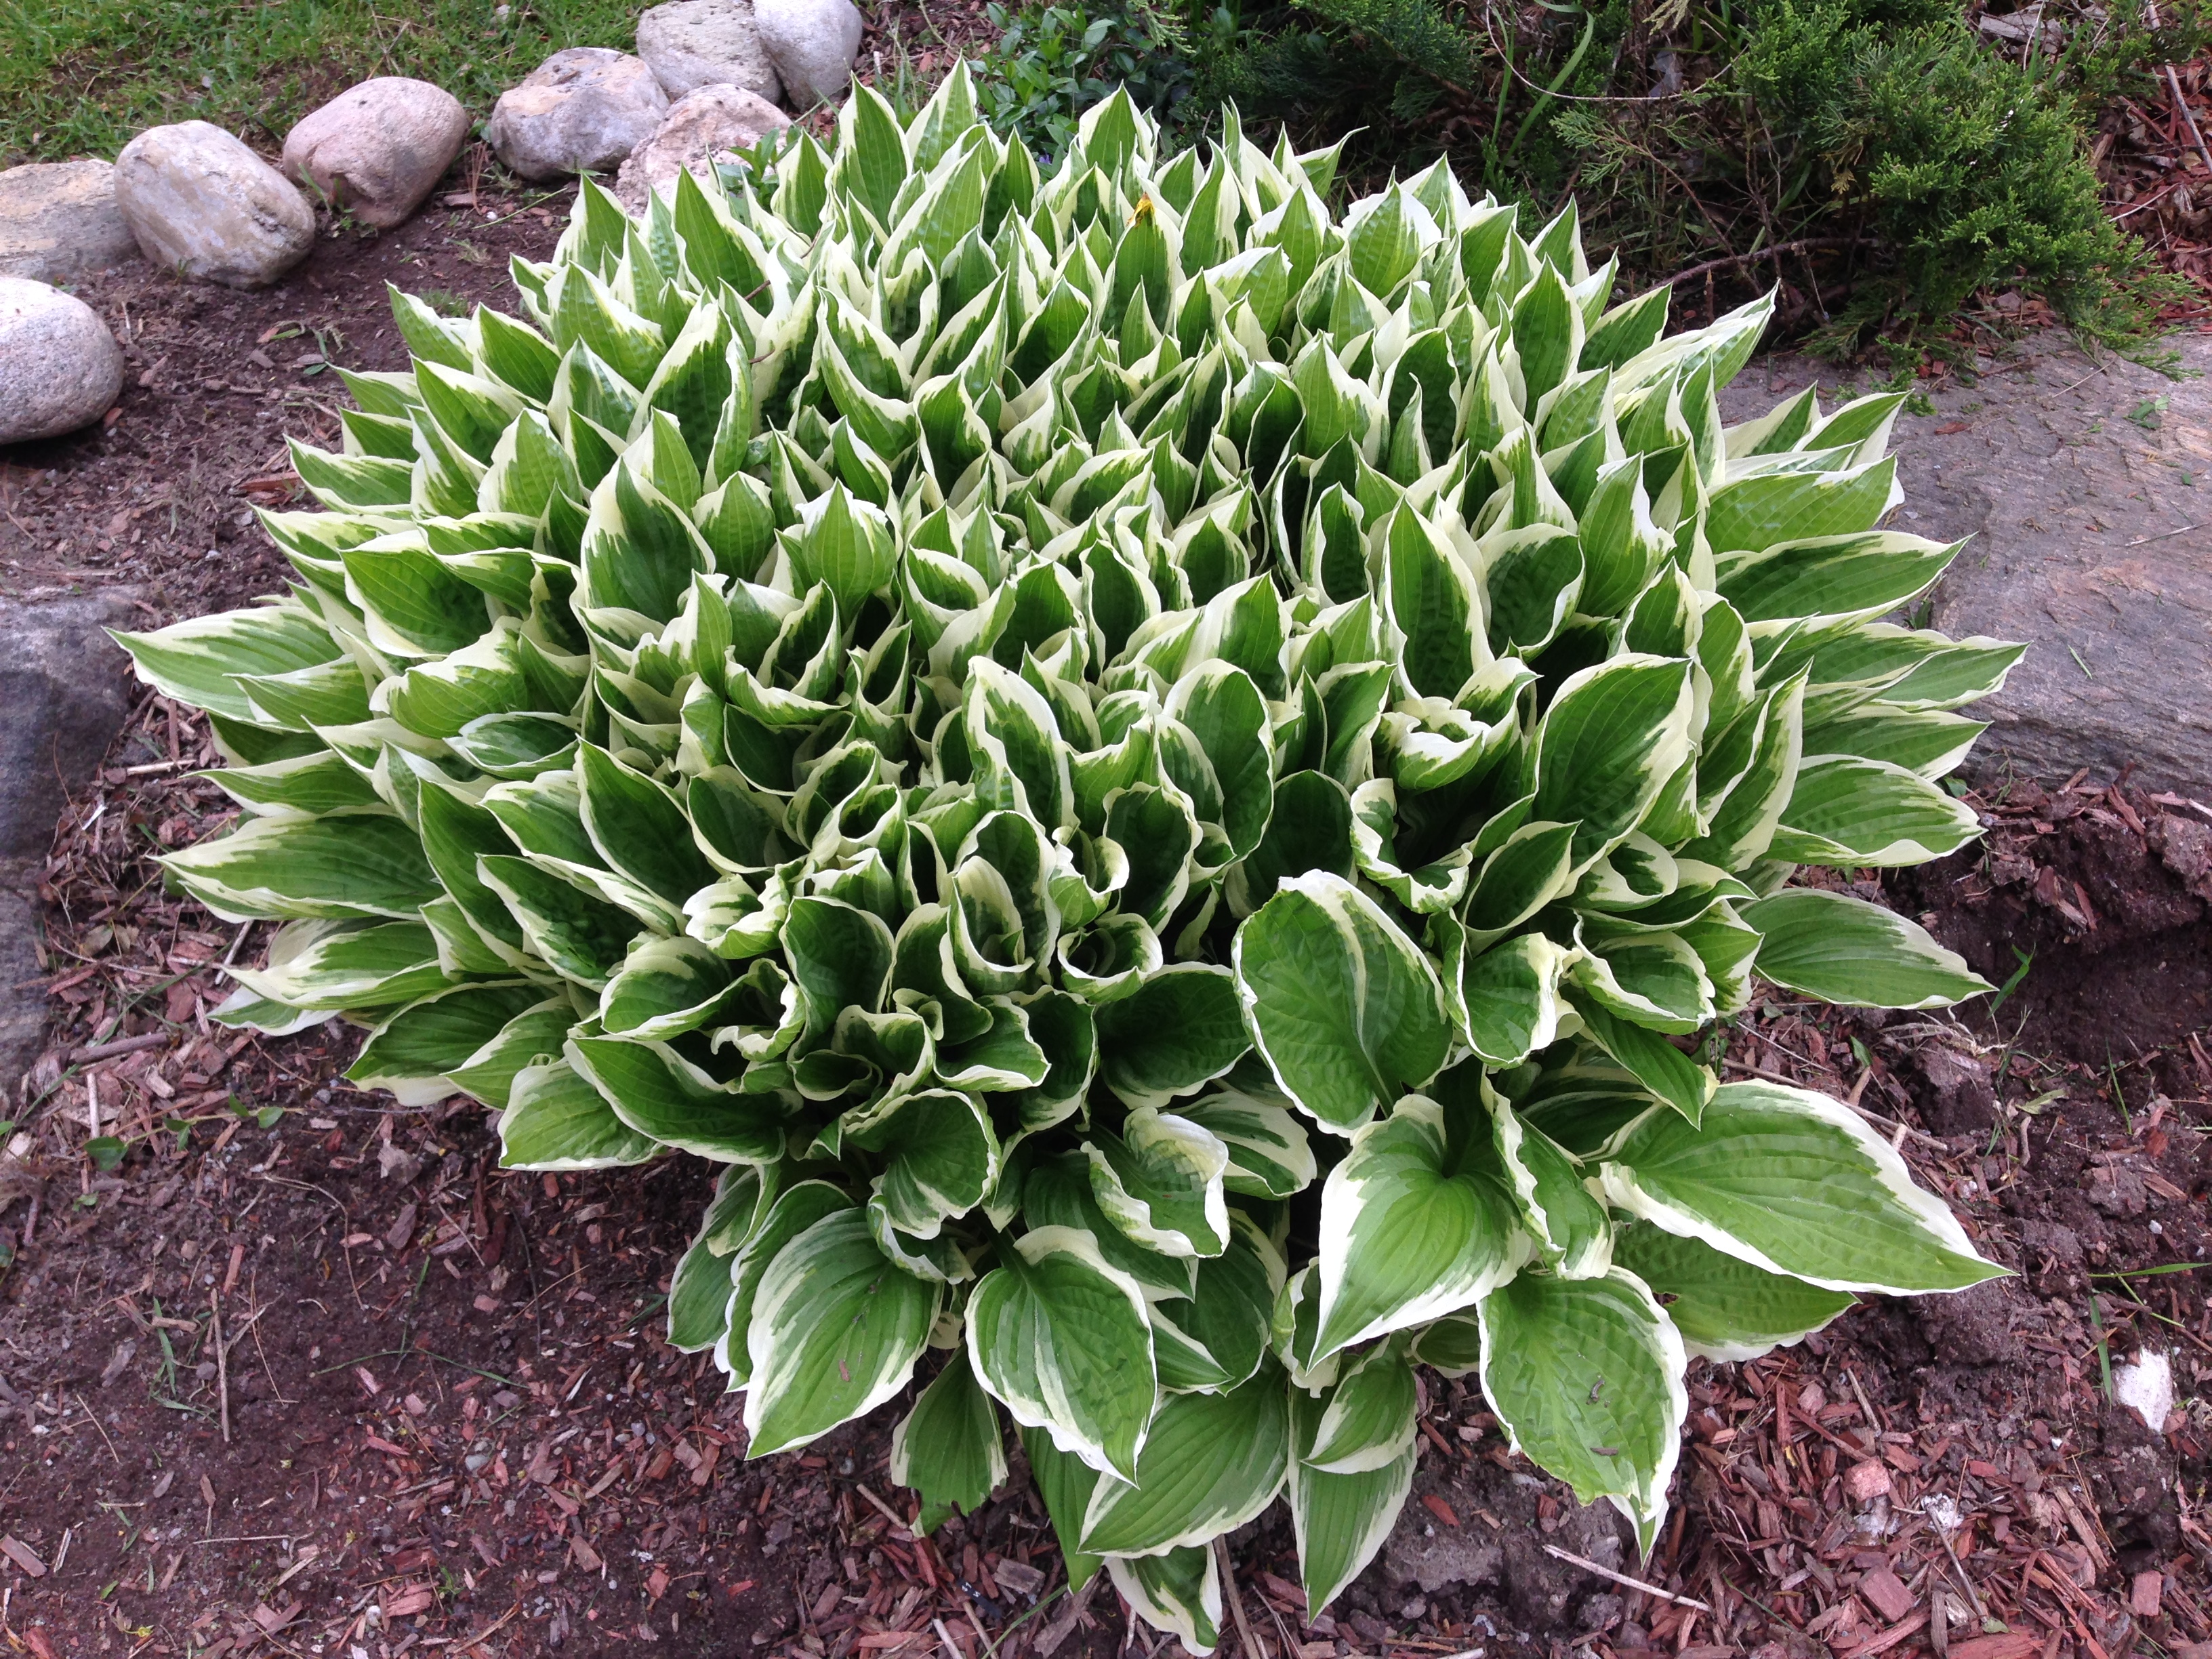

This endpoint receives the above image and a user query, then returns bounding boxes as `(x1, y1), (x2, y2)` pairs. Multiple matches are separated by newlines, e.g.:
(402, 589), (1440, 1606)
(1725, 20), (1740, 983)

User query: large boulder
(281, 77), (471, 230)
(0, 594), (136, 1104)
(0, 277), (124, 445)
(113, 121), (316, 289)
(0, 161), (140, 285)
(637, 0), (783, 103)
(487, 48), (670, 182)
(754, 0), (862, 107)
(614, 85), (790, 212)
(1718, 333), (2212, 794)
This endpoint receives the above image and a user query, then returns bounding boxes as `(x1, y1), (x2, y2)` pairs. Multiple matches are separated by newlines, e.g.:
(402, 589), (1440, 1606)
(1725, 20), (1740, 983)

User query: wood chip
(2132, 1572), (2165, 1618)
(0, 1535), (47, 1577)
(1846, 1459), (1893, 1502)
(1862, 1566), (1918, 1624)
(1420, 1493), (1460, 1528)
(1946, 1637), (2043, 1659)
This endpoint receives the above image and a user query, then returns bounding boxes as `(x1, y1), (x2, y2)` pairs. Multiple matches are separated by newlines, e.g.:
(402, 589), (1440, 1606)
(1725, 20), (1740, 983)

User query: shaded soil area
(0, 131), (2209, 1659)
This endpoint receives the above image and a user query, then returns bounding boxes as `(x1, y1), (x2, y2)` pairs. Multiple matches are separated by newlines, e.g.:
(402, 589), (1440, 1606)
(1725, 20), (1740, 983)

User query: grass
(3, 0), (642, 167)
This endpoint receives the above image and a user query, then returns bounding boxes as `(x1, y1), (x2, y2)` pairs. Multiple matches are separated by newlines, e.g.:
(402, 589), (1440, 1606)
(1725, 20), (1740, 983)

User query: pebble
(614, 84), (790, 212)
(752, 0), (862, 108)
(0, 277), (125, 445)
(0, 161), (140, 285)
(113, 121), (316, 289)
(637, 0), (783, 103)
(486, 48), (670, 182)
(281, 77), (471, 230)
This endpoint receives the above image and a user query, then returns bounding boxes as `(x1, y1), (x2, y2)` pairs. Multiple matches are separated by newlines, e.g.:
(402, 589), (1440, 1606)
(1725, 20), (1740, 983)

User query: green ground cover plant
(118, 79), (2019, 1645)
(1, 0), (637, 165)
(1017, 0), (2208, 341)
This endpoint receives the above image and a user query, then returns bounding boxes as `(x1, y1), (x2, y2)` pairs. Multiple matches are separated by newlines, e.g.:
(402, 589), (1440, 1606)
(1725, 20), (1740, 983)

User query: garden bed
(0, 126), (2209, 1659)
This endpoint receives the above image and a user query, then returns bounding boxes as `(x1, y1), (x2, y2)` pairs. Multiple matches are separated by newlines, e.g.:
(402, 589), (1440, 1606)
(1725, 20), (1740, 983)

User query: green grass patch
(3, 0), (642, 167)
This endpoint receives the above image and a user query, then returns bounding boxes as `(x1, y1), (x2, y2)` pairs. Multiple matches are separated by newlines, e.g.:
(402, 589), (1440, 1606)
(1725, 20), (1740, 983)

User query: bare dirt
(0, 140), (2209, 1659)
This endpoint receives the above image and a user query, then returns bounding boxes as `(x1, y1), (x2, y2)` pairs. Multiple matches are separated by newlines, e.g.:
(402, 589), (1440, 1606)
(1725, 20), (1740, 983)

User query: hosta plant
(119, 74), (2019, 1649)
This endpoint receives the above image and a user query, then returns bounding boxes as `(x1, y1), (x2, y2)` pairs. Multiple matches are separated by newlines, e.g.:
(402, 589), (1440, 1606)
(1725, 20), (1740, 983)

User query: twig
(2124, 524), (2197, 547)
(1216, 1537), (1267, 1659)
(1540, 1544), (1711, 1610)
(1662, 237), (1862, 289)
(210, 1288), (230, 1445)
(75, 1390), (123, 1467)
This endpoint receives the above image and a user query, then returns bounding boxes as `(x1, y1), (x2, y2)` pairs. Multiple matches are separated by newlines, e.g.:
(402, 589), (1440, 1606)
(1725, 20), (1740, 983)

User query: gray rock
(487, 48), (670, 182)
(0, 594), (137, 1102)
(113, 121), (316, 289)
(0, 161), (140, 285)
(754, 0), (861, 107)
(0, 277), (124, 445)
(1911, 1044), (1996, 1137)
(281, 77), (470, 230)
(614, 84), (790, 211)
(1385, 1458), (1628, 1628)
(1717, 333), (2212, 795)
(638, 0), (783, 102)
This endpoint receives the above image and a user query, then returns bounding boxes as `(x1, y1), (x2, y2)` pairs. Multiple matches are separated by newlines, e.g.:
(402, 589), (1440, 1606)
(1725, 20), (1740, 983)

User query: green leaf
(1077, 1364), (1290, 1555)
(890, 1350), (1007, 1530)
(348, 982), (547, 1107)
(1095, 965), (1251, 1109)
(1744, 888), (1992, 1008)
(498, 1058), (659, 1169)
(1768, 757), (1982, 867)
(1289, 1379), (1416, 1618)
(161, 815), (441, 922)
(1021, 1426), (1105, 1592)
(1234, 872), (1450, 1134)
(839, 1086), (1000, 1237)
(1530, 655), (1696, 873)
(1599, 1080), (2007, 1293)
(1087, 1107), (1231, 1259)
(968, 1225), (1158, 1481)
(742, 1208), (940, 1456)
(1178, 1088), (1317, 1199)
(1477, 1267), (1686, 1551)
(1610, 1221), (1855, 1362)
(567, 1031), (786, 1162)
(1108, 1549), (1223, 1656)
(1313, 1093), (1531, 1358)
(114, 605), (340, 725)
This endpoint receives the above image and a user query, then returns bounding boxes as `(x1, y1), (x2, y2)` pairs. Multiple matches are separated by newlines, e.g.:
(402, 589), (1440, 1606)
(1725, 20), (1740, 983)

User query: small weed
(419, 288), (471, 320)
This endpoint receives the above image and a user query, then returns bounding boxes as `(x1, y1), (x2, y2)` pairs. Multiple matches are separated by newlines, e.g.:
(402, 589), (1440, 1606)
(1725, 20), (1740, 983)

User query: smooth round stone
(0, 277), (124, 445)
(0, 161), (140, 285)
(614, 84), (791, 212)
(487, 48), (670, 182)
(114, 121), (316, 289)
(638, 0), (783, 103)
(282, 77), (471, 230)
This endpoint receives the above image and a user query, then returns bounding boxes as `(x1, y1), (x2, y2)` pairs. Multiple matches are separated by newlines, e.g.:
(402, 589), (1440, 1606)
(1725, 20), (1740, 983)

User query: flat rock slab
(0, 161), (140, 285)
(1719, 333), (2212, 794)
(0, 594), (138, 1101)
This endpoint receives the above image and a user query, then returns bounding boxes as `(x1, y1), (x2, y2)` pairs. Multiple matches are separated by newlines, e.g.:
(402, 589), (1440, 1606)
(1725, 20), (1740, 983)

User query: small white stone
(282, 77), (471, 230)
(0, 276), (125, 445)
(0, 161), (140, 284)
(487, 48), (670, 182)
(753, 0), (862, 107)
(638, 0), (783, 103)
(614, 84), (790, 212)
(2114, 1349), (2175, 1434)
(114, 121), (315, 289)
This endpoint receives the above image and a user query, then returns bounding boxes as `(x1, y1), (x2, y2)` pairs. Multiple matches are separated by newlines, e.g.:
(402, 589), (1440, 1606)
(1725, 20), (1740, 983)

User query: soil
(1, 131), (2210, 1659)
